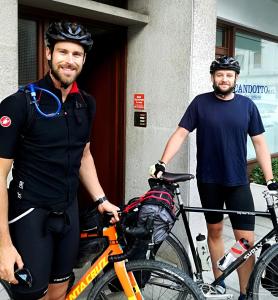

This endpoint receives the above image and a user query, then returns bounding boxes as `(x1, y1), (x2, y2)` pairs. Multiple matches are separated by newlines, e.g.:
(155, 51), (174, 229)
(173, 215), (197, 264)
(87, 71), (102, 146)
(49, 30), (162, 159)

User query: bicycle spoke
(249, 244), (278, 299)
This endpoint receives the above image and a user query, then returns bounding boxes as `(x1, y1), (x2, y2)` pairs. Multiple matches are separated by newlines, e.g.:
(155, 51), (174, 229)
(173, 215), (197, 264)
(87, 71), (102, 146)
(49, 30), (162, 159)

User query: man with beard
(150, 56), (278, 300)
(0, 21), (119, 300)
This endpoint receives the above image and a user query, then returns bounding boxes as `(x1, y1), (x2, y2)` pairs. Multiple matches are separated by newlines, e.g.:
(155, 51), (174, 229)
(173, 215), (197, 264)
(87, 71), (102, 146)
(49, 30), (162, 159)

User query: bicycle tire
(248, 243), (278, 299)
(0, 280), (13, 300)
(154, 233), (193, 278)
(87, 260), (203, 300)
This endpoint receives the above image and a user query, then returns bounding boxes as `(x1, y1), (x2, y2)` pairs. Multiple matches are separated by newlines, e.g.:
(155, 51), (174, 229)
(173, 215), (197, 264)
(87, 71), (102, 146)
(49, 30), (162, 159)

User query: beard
(49, 60), (81, 89)
(213, 79), (236, 96)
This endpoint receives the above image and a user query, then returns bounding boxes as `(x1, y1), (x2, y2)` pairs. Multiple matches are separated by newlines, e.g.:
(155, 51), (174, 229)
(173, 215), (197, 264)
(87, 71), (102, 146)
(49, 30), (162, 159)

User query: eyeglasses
(14, 268), (32, 288)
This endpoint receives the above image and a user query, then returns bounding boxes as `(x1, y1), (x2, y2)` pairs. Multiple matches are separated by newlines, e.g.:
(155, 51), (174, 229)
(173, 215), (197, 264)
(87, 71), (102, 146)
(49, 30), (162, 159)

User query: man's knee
(47, 280), (70, 300)
(234, 229), (255, 246)
(207, 222), (224, 239)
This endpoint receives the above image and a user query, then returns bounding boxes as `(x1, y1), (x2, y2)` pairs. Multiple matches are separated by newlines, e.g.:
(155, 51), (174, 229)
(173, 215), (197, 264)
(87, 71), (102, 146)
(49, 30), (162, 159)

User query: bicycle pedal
(200, 283), (233, 299)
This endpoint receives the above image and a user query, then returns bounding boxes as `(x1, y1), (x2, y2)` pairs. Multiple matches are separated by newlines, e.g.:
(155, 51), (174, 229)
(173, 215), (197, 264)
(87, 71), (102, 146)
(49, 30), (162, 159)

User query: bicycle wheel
(87, 260), (203, 300)
(0, 280), (13, 300)
(248, 243), (278, 299)
(154, 233), (193, 277)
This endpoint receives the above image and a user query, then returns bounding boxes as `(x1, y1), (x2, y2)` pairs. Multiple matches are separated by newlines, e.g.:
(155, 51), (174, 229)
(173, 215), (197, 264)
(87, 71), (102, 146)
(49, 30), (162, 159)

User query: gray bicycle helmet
(45, 21), (93, 52)
(210, 56), (240, 74)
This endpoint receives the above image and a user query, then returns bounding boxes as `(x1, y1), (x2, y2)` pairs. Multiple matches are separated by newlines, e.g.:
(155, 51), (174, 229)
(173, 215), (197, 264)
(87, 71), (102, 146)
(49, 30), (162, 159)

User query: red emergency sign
(134, 93), (144, 110)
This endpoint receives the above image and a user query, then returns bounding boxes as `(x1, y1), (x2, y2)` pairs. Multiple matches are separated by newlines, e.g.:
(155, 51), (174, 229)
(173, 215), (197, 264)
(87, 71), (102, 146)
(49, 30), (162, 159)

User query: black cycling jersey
(0, 73), (96, 211)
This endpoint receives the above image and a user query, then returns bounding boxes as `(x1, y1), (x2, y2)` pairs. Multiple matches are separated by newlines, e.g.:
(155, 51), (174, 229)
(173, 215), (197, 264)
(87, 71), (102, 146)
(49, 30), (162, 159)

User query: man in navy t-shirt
(150, 56), (278, 300)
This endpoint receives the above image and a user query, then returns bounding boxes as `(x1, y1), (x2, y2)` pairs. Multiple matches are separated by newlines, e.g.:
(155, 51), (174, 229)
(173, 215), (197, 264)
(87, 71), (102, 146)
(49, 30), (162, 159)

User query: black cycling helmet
(45, 21), (93, 52)
(210, 56), (240, 74)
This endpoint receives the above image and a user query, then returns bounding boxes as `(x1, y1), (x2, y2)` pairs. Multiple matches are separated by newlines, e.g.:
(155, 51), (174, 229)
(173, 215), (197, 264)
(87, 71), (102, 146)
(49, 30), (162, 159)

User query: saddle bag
(123, 183), (176, 260)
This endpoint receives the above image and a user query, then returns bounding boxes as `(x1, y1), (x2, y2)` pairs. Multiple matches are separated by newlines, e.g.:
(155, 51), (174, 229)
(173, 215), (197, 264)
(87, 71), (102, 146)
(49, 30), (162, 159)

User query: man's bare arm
(79, 143), (119, 221)
(251, 134), (273, 181)
(0, 158), (23, 283)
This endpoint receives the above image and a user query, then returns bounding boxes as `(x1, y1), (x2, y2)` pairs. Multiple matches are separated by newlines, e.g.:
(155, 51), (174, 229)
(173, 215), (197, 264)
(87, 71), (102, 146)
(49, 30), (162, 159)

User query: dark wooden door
(77, 29), (127, 207)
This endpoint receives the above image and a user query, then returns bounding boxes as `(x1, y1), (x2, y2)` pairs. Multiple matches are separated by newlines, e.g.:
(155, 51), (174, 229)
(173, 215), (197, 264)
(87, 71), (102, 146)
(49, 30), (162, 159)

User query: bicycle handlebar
(106, 212), (154, 263)
(108, 239), (142, 263)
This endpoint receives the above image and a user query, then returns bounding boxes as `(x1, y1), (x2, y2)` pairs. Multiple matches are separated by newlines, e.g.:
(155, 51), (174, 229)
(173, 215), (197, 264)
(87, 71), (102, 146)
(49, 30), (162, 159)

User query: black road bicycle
(150, 172), (278, 300)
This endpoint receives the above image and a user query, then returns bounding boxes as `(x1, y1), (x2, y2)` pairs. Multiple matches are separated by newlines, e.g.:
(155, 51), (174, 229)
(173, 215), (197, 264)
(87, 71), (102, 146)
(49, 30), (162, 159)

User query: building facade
(1, 0), (277, 238)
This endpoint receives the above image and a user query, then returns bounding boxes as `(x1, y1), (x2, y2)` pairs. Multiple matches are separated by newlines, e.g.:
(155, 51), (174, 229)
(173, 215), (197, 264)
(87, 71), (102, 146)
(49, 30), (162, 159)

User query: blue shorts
(9, 200), (79, 300)
(197, 182), (255, 231)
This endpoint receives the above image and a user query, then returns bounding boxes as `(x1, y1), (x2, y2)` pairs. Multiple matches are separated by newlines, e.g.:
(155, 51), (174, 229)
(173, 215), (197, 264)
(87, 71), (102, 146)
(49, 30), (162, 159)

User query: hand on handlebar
(267, 179), (278, 191)
(149, 160), (166, 178)
(97, 199), (120, 223)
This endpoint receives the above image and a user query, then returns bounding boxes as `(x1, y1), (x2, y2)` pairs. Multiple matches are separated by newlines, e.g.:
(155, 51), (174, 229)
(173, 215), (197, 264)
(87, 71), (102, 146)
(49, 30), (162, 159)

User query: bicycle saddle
(161, 172), (195, 183)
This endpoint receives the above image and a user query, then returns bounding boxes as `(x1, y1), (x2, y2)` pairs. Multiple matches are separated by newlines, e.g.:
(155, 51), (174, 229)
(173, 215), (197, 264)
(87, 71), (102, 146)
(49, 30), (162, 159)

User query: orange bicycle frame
(66, 225), (142, 300)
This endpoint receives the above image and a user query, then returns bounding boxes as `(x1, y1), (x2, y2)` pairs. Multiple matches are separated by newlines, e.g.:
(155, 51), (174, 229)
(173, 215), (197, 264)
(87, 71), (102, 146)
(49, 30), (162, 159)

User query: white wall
(217, 0), (278, 36)
(126, 0), (217, 244)
(126, 0), (193, 201)
(0, 0), (18, 100)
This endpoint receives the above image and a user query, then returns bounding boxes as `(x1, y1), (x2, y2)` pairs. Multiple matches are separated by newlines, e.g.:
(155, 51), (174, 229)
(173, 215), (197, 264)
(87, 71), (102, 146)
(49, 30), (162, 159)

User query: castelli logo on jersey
(0, 116), (12, 127)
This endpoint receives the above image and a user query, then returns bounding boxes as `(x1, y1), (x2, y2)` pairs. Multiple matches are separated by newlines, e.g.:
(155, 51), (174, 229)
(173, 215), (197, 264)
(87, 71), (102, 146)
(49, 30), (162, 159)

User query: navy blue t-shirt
(179, 92), (264, 186)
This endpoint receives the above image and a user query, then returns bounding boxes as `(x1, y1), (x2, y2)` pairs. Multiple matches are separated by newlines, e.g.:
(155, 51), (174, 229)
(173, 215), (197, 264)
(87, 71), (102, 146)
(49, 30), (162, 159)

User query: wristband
(95, 196), (108, 206)
(267, 179), (276, 185)
(158, 160), (166, 166)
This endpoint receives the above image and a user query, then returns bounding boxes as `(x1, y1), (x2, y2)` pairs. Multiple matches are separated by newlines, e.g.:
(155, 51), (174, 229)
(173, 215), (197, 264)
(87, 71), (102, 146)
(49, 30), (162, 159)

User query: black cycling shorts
(197, 182), (255, 231)
(9, 200), (79, 300)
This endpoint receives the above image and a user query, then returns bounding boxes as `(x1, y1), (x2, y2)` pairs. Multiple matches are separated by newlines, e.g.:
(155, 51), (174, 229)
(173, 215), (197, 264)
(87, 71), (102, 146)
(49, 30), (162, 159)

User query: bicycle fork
(114, 261), (143, 300)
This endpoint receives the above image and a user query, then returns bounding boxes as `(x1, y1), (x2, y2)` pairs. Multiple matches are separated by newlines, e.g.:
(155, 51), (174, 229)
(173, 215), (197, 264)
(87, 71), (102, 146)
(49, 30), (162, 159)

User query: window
(215, 23), (234, 57)
(234, 32), (278, 158)
(216, 22), (278, 158)
(18, 19), (38, 86)
(253, 51), (261, 69)
(216, 28), (225, 47)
